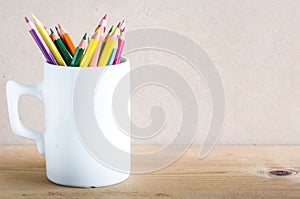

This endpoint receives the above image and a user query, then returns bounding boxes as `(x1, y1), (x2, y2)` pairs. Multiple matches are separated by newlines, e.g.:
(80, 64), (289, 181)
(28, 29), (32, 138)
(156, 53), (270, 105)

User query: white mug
(6, 58), (131, 187)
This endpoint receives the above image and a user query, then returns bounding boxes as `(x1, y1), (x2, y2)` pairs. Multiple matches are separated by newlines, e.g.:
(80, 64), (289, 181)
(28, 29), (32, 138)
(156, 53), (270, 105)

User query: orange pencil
(58, 24), (76, 56)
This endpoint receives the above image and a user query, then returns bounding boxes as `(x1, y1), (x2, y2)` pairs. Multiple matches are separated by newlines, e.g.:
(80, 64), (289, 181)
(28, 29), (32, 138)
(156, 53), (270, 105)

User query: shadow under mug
(6, 58), (131, 187)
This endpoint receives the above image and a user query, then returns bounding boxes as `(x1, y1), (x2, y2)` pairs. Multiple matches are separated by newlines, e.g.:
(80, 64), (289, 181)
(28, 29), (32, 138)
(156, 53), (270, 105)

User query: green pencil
(51, 28), (73, 65)
(70, 33), (87, 67)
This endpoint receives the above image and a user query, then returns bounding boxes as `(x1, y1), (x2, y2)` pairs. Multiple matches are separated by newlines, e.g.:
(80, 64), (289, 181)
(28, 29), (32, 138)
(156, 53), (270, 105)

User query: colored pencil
(113, 27), (126, 65)
(107, 22), (122, 65)
(89, 26), (105, 67)
(98, 23), (120, 66)
(25, 14), (127, 67)
(95, 14), (107, 32)
(45, 26), (54, 41)
(98, 25), (113, 60)
(24, 17), (57, 65)
(107, 23), (123, 65)
(106, 25), (114, 39)
(32, 14), (66, 66)
(58, 24), (76, 56)
(79, 27), (101, 67)
(90, 15), (107, 65)
(111, 22), (121, 37)
(107, 42), (117, 66)
(120, 19), (126, 32)
(51, 28), (73, 65)
(97, 35), (117, 66)
(70, 33), (87, 67)
(55, 26), (64, 42)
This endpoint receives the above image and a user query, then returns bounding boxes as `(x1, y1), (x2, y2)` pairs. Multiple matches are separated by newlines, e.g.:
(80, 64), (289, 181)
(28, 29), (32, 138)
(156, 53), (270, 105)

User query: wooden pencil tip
(95, 26), (101, 33)
(31, 14), (37, 23)
(58, 24), (62, 29)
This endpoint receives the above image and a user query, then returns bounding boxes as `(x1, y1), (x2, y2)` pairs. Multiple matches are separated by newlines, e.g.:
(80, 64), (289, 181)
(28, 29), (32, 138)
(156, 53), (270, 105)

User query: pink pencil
(113, 27), (126, 65)
(95, 14), (107, 32)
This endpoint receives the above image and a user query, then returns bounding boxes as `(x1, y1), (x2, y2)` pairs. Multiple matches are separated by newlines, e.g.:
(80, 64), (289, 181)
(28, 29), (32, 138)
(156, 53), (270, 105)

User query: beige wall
(0, 0), (300, 145)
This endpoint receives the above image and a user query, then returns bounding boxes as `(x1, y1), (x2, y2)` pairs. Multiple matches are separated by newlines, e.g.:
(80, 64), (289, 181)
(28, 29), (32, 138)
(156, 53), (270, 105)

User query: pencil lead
(103, 14), (107, 20)
(83, 33), (87, 40)
(117, 22), (121, 28)
(31, 14), (38, 24)
(24, 16), (29, 23)
(121, 19), (126, 29)
(108, 25), (114, 33)
(50, 28), (54, 34)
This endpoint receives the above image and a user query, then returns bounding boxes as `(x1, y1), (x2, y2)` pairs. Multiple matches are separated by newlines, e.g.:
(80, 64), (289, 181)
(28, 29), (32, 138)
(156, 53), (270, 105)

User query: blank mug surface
(6, 58), (131, 187)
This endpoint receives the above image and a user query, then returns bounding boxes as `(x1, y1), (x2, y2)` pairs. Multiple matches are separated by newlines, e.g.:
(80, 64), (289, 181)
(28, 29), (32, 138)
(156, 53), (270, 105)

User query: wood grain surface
(1, 146), (300, 198)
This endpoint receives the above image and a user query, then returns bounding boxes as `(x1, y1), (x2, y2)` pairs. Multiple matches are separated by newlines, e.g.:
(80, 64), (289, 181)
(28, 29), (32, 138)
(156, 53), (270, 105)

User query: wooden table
(1, 146), (300, 198)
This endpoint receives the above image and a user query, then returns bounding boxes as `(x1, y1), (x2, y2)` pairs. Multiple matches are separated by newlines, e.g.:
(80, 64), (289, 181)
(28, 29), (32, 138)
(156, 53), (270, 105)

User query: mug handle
(6, 80), (45, 155)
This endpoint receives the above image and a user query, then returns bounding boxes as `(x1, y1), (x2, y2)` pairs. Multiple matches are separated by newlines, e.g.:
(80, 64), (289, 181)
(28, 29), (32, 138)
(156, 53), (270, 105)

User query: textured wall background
(0, 0), (299, 145)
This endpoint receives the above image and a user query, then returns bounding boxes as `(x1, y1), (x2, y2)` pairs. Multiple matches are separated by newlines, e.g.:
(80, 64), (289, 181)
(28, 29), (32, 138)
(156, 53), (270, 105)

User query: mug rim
(44, 57), (129, 69)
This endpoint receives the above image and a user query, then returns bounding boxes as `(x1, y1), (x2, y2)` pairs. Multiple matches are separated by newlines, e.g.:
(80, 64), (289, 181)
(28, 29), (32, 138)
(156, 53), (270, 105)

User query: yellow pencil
(97, 36), (117, 66)
(32, 14), (66, 66)
(97, 22), (120, 66)
(79, 27), (101, 67)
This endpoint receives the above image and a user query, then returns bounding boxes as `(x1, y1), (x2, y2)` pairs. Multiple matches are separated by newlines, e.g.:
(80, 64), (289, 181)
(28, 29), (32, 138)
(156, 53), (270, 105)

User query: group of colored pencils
(24, 14), (126, 67)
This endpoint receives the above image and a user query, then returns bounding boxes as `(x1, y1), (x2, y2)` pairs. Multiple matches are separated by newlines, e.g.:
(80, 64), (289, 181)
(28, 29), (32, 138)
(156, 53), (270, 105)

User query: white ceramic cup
(6, 58), (131, 187)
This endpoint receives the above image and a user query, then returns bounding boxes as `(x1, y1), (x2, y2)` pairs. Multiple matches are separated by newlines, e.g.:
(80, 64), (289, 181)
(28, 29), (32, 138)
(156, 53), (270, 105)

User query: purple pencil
(24, 17), (57, 65)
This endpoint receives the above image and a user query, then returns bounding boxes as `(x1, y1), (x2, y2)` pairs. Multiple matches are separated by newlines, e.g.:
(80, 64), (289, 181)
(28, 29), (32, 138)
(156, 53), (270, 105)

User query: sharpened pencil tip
(108, 25), (114, 33)
(24, 16), (29, 23)
(117, 22), (121, 28)
(83, 33), (87, 40)
(103, 14), (107, 20)
(95, 26), (101, 32)
(31, 14), (38, 24)
(50, 28), (54, 34)
(58, 24), (62, 29)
